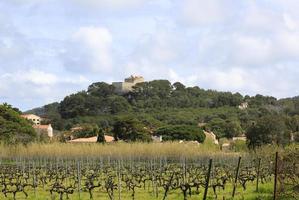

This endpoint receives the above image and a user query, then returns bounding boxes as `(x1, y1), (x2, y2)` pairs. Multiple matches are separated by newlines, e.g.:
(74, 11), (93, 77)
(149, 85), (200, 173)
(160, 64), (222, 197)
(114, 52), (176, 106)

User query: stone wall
(113, 75), (144, 94)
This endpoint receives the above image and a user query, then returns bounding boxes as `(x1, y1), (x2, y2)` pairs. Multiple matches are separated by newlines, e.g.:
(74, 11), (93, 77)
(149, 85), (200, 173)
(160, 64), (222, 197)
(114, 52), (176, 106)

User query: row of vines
(1, 153), (290, 200)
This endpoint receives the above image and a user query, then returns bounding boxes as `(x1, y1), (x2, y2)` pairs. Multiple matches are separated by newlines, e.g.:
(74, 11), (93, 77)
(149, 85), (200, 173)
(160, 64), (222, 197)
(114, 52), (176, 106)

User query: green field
(0, 180), (274, 200)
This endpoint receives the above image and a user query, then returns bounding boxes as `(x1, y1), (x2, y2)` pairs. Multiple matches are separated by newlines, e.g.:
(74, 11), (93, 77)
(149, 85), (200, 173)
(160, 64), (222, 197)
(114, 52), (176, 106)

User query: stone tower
(112, 75), (144, 94)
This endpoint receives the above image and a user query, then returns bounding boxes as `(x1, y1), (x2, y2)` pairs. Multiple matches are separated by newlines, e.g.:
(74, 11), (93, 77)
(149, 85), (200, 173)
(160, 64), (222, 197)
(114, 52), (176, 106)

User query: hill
(26, 79), (299, 146)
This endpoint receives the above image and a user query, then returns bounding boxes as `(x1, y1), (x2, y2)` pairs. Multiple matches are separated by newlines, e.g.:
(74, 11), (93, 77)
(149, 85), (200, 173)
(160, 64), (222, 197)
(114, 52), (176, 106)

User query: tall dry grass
(0, 142), (240, 159)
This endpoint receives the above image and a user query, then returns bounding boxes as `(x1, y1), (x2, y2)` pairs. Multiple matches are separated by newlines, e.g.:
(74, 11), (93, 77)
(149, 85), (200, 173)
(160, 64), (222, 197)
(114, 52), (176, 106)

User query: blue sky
(1, 0), (299, 111)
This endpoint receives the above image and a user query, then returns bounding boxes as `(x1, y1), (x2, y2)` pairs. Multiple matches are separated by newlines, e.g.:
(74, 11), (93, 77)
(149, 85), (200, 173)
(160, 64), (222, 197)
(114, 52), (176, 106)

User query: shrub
(0, 104), (36, 144)
(154, 125), (205, 143)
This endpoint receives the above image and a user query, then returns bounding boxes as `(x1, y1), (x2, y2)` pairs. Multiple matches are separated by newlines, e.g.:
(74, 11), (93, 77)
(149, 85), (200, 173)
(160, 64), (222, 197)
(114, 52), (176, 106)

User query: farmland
(0, 143), (298, 200)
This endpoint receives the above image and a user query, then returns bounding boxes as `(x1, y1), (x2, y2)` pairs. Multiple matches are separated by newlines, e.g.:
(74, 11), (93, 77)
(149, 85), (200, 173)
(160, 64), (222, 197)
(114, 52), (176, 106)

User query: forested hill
(26, 80), (299, 145)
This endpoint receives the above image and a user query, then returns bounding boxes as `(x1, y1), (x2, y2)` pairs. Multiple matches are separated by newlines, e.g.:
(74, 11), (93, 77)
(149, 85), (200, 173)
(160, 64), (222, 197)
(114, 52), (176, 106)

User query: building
(22, 114), (53, 138)
(33, 124), (53, 138)
(232, 136), (247, 141)
(152, 135), (163, 143)
(21, 114), (41, 125)
(238, 102), (249, 110)
(112, 75), (144, 94)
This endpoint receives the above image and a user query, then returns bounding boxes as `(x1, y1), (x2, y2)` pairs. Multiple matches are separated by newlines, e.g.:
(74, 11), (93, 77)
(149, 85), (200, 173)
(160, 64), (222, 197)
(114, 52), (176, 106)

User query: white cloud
(229, 35), (273, 66)
(22, 70), (58, 85)
(62, 26), (113, 73)
(0, 69), (90, 110)
(241, 2), (282, 32)
(274, 31), (299, 59)
(283, 14), (298, 31)
(69, 0), (147, 9)
(181, 0), (234, 25)
(166, 66), (299, 98)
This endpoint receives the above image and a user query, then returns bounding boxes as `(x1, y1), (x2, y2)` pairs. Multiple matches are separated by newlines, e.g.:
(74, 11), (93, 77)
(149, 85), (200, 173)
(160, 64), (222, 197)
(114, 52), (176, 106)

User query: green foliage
(246, 115), (290, 148)
(112, 117), (151, 142)
(97, 128), (105, 143)
(59, 91), (89, 118)
(293, 132), (299, 142)
(231, 140), (248, 152)
(206, 117), (243, 139)
(107, 95), (132, 114)
(0, 104), (36, 144)
(24, 78), (299, 146)
(72, 124), (100, 138)
(154, 125), (205, 143)
(87, 82), (116, 97)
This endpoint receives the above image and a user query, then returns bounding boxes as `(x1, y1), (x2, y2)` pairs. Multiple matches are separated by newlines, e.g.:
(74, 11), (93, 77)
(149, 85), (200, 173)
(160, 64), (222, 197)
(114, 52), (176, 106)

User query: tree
(286, 115), (299, 132)
(206, 118), (226, 138)
(59, 91), (88, 118)
(112, 117), (151, 142)
(87, 82), (116, 97)
(72, 124), (100, 138)
(246, 115), (290, 148)
(0, 105), (37, 144)
(97, 128), (105, 143)
(206, 117), (243, 139)
(2, 103), (22, 114)
(173, 82), (186, 91)
(154, 125), (205, 143)
(107, 95), (132, 114)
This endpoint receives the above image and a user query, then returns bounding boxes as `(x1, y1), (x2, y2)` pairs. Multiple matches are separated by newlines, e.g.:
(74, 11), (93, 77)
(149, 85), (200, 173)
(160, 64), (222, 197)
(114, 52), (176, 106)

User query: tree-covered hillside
(26, 80), (299, 146)
(0, 104), (37, 144)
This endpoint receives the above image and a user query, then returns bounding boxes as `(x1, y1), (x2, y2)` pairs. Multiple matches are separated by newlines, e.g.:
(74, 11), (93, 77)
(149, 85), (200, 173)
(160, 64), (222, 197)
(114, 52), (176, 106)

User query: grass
(0, 142), (243, 159)
(0, 181), (274, 200)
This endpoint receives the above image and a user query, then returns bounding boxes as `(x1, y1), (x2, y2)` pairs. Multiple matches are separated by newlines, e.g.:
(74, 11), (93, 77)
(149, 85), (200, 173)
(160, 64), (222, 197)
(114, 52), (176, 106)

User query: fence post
(203, 159), (213, 200)
(273, 152), (278, 200)
(256, 158), (261, 192)
(77, 161), (81, 200)
(232, 156), (242, 198)
(118, 160), (121, 200)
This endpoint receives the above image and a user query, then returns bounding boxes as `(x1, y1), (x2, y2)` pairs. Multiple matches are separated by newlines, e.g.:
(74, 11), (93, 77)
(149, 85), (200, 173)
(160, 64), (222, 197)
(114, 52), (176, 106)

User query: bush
(154, 125), (205, 143)
(72, 124), (100, 138)
(232, 140), (248, 152)
(112, 117), (151, 142)
(0, 104), (37, 144)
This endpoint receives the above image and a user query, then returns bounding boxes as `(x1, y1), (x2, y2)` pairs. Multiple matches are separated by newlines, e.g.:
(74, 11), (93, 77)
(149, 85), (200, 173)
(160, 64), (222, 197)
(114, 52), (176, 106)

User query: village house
(112, 75), (144, 94)
(232, 136), (247, 141)
(21, 114), (53, 138)
(21, 114), (41, 125)
(151, 135), (163, 143)
(33, 124), (53, 138)
(238, 102), (249, 110)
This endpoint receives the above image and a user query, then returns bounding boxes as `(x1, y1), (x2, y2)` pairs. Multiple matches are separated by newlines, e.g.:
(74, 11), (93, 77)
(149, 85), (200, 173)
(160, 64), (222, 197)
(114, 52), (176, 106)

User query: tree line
(7, 80), (299, 147)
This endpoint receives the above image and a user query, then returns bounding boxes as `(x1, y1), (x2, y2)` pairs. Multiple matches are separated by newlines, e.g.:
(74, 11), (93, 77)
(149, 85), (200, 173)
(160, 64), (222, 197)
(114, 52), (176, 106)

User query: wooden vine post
(256, 158), (261, 192)
(203, 158), (213, 200)
(273, 152), (278, 200)
(232, 156), (242, 198)
(77, 161), (81, 200)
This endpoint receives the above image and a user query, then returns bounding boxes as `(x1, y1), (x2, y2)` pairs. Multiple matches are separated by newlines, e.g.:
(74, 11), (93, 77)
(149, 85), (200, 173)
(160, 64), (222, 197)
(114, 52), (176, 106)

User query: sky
(1, 0), (299, 111)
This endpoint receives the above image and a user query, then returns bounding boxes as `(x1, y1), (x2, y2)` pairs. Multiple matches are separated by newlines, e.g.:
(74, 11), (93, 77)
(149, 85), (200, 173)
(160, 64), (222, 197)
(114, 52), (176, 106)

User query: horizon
(1, 0), (299, 110)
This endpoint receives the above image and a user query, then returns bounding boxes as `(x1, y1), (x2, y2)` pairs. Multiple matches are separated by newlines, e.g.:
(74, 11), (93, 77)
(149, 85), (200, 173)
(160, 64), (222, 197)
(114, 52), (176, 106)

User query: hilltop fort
(112, 75), (144, 94)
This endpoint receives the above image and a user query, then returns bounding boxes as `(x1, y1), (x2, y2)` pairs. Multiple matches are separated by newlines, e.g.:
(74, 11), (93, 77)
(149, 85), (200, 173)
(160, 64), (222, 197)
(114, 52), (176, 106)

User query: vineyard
(0, 144), (298, 200)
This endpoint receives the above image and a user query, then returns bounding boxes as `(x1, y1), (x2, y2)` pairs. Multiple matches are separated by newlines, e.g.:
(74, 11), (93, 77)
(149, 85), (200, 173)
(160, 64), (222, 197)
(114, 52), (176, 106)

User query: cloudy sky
(1, 0), (299, 111)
